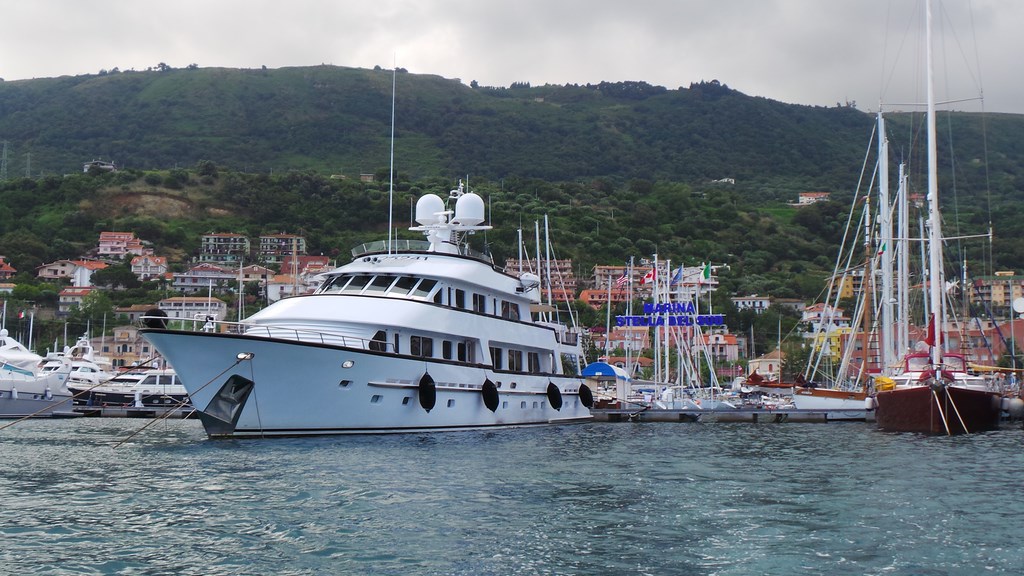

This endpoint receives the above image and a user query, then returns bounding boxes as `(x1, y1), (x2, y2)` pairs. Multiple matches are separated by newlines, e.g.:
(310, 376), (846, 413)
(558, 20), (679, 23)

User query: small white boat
(69, 367), (189, 408)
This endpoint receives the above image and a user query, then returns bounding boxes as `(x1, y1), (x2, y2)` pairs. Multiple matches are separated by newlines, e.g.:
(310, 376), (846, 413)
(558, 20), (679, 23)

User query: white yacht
(38, 334), (114, 389)
(0, 330), (74, 417)
(141, 182), (594, 437)
(68, 367), (189, 408)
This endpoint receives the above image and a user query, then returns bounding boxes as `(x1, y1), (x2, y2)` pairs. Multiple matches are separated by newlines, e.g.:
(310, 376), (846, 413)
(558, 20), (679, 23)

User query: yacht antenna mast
(387, 61), (397, 254)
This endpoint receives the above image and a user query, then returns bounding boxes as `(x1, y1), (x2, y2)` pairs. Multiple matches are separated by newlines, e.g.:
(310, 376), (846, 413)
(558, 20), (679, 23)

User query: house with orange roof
(36, 259), (108, 286)
(98, 231), (151, 259)
(0, 256), (16, 280)
(130, 255), (168, 281)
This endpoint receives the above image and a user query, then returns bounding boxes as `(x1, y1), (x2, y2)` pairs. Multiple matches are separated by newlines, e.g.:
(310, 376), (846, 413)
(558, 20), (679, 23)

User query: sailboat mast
(877, 111), (895, 373)
(925, 0), (944, 368)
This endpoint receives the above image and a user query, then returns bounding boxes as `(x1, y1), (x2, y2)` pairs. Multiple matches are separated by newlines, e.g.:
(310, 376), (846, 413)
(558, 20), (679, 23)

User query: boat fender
(481, 379), (499, 412)
(578, 383), (594, 408)
(864, 397), (877, 411)
(1002, 397), (1024, 419)
(418, 373), (436, 412)
(546, 382), (563, 411)
(143, 308), (169, 329)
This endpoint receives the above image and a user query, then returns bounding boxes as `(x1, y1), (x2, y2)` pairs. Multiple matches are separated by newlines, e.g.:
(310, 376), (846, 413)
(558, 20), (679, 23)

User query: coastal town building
(36, 259), (108, 286)
(156, 296), (228, 322)
(258, 234), (307, 266)
(0, 257), (15, 280)
(731, 294), (772, 314)
(97, 231), (151, 259)
(129, 255), (168, 281)
(199, 233), (250, 264)
(503, 258), (576, 302)
(58, 287), (95, 315)
(170, 263), (236, 294)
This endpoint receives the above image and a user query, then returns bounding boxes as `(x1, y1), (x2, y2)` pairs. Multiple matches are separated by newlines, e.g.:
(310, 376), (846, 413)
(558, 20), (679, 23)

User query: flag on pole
(17, 310), (24, 319)
(670, 267), (683, 286)
(615, 273), (629, 287)
(698, 263), (711, 284)
(641, 268), (656, 285)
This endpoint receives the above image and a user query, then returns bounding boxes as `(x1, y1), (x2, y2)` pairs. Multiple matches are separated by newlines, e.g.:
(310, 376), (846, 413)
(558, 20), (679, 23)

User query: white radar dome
(415, 194), (446, 226)
(452, 192), (485, 226)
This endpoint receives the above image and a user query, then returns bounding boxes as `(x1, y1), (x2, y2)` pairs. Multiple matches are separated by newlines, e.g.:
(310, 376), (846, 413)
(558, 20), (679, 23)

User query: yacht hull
(874, 385), (1001, 434)
(142, 329), (592, 437)
(792, 388), (870, 420)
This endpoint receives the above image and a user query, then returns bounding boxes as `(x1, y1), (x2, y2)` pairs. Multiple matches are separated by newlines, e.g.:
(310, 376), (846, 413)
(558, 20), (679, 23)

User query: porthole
(342, 360), (355, 368)
(447, 399), (455, 408)
(402, 397), (411, 405)
(339, 380), (352, 388)
(371, 395), (382, 403)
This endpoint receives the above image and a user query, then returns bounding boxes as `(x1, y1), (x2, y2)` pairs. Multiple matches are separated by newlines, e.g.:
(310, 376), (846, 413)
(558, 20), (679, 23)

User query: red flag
(923, 317), (940, 347)
(641, 268), (656, 285)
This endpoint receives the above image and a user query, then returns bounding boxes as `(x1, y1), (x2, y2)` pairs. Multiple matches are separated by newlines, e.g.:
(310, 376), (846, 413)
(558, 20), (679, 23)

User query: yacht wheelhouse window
(508, 350), (523, 372)
(365, 275), (396, 294)
(342, 275), (372, 293)
(457, 342), (467, 362)
(472, 293), (486, 313)
(454, 289), (466, 309)
(490, 346), (502, 370)
(141, 375), (160, 386)
(389, 276), (418, 297)
(320, 274), (350, 293)
(411, 336), (434, 358)
(442, 340), (453, 360)
(411, 278), (438, 300)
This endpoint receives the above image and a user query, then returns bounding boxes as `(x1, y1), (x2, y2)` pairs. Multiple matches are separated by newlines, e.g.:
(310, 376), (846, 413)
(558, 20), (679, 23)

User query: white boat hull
(143, 330), (592, 437)
(792, 389), (870, 420)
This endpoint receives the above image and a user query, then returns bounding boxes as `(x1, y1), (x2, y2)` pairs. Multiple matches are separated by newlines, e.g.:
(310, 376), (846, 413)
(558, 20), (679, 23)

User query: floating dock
(591, 407), (874, 423)
(72, 406), (197, 419)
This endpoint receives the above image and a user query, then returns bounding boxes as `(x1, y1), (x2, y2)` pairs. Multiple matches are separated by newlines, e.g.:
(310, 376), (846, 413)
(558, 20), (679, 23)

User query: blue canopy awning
(581, 361), (631, 382)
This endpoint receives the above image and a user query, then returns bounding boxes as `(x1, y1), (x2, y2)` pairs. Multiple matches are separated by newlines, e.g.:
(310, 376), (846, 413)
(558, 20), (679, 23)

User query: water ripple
(1, 418), (1022, 574)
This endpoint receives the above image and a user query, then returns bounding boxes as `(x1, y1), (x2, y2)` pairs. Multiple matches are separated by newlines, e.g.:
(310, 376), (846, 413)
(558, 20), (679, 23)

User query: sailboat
(870, 0), (1002, 434)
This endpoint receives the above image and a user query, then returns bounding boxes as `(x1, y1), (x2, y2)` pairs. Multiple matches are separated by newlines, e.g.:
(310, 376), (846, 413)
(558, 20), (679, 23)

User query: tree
(91, 263), (142, 290)
(66, 291), (117, 328)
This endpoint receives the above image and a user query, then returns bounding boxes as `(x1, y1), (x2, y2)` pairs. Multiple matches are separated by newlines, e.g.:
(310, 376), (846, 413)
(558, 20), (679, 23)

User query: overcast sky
(3, 0), (1021, 114)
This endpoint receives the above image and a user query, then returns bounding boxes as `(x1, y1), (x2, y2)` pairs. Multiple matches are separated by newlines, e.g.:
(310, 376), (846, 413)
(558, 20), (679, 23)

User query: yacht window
(454, 289), (466, 309)
(501, 301), (520, 321)
(369, 330), (388, 352)
(389, 276), (418, 296)
(490, 346), (502, 370)
(365, 275), (396, 294)
(472, 293), (486, 313)
(411, 336), (434, 358)
(412, 279), (437, 299)
(457, 342), (467, 362)
(442, 341), (453, 360)
(508, 350), (523, 372)
(393, 333), (400, 354)
(342, 275), (372, 293)
(320, 275), (349, 293)
(142, 375), (160, 386)
(528, 352), (541, 373)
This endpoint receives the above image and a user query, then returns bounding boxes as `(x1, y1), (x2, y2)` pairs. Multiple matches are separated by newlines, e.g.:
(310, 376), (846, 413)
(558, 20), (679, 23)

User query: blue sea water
(1, 417), (1022, 575)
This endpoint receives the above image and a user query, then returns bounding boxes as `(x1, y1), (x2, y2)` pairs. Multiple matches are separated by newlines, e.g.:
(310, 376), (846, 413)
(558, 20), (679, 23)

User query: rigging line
(931, 387), (952, 436)
(111, 356), (248, 449)
(944, 387), (971, 434)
